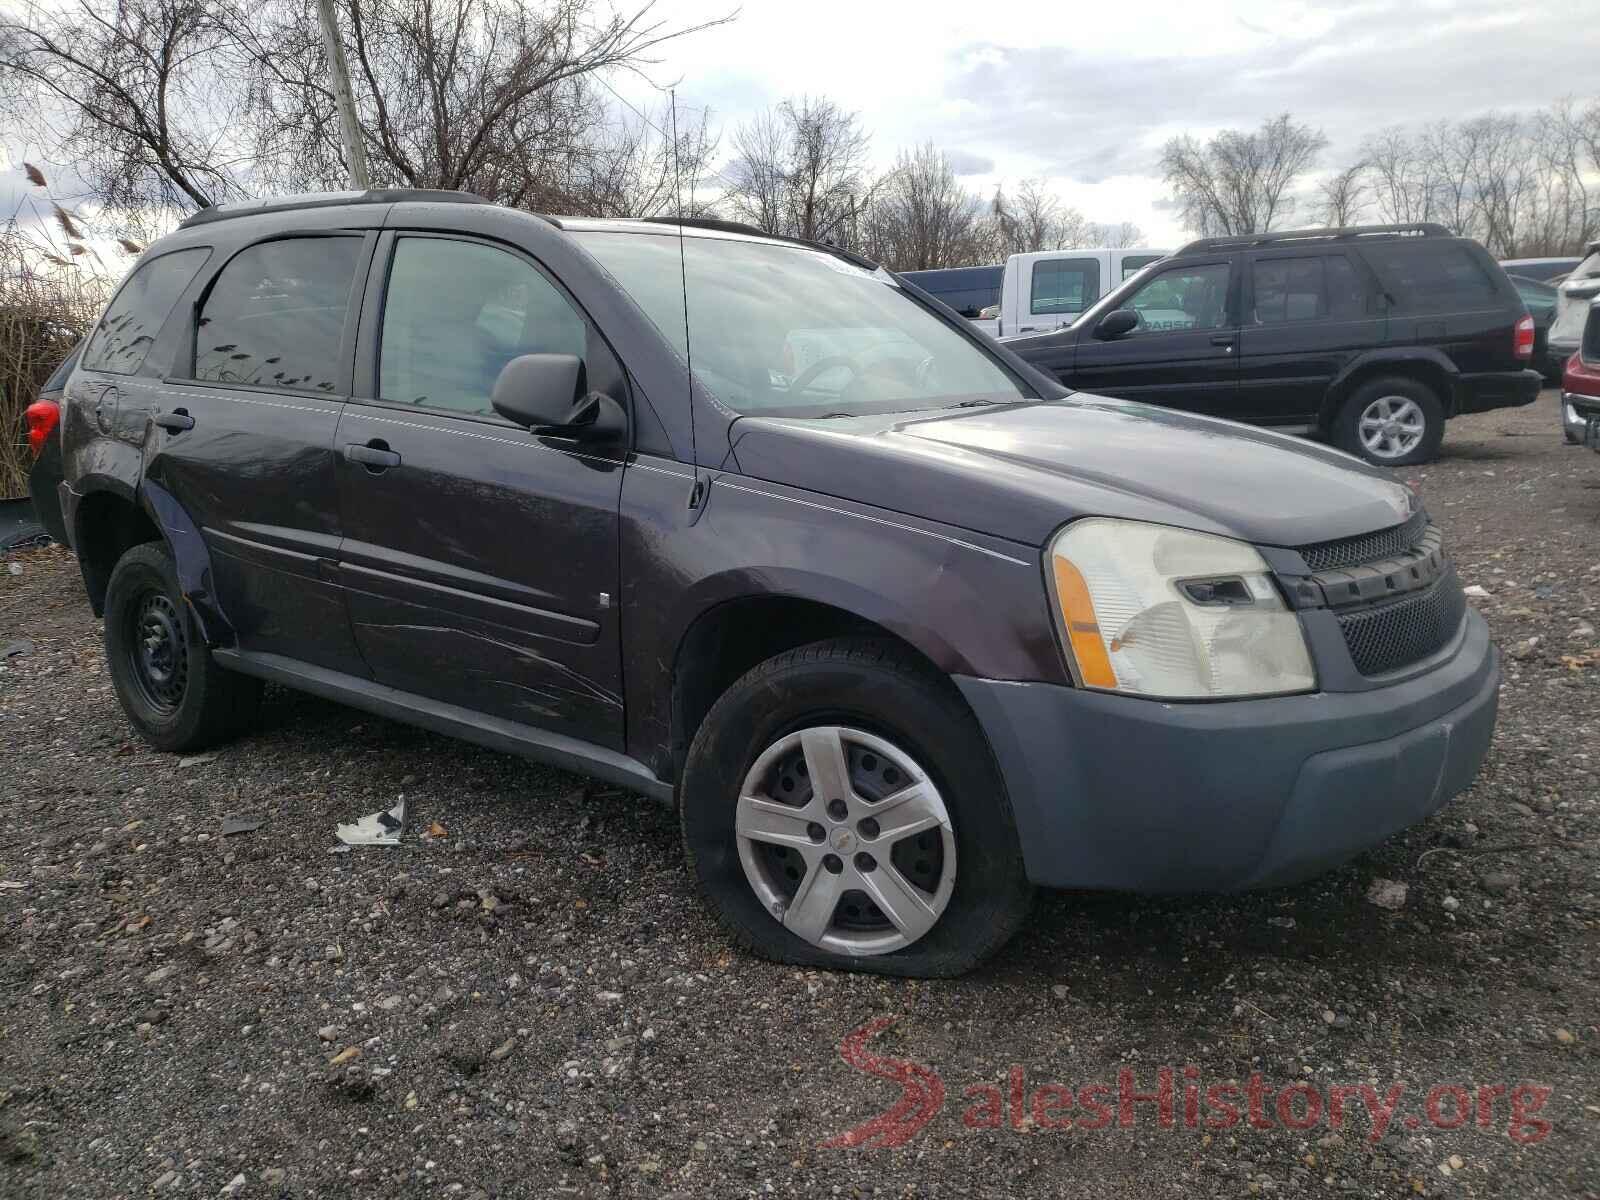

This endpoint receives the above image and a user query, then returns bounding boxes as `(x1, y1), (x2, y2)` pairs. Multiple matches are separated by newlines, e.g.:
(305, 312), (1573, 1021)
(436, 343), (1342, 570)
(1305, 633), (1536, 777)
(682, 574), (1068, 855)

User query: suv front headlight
(1047, 518), (1315, 699)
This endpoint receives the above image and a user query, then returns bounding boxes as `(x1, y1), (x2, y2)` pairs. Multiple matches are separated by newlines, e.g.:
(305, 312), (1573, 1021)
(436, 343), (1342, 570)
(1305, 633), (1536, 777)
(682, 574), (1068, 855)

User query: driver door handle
(344, 441), (402, 471)
(1210, 334), (1235, 347)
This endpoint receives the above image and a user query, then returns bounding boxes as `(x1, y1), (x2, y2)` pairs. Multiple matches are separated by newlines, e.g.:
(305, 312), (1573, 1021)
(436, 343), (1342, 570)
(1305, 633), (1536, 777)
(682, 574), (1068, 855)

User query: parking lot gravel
(1, 391), (1597, 1199)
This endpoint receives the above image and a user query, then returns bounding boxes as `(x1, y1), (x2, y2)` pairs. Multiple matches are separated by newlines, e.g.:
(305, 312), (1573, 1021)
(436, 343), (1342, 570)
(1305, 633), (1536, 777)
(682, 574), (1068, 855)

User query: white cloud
(619, 0), (1594, 248)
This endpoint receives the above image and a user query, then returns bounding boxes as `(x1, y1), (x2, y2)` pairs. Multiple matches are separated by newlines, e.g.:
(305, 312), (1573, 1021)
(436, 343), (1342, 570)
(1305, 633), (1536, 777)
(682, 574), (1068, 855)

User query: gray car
(55, 191), (1499, 976)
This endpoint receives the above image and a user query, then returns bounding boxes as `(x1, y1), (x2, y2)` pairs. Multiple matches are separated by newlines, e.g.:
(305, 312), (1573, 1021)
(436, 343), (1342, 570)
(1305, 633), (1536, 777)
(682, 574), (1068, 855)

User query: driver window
(379, 237), (587, 416)
(1125, 263), (1232, 334)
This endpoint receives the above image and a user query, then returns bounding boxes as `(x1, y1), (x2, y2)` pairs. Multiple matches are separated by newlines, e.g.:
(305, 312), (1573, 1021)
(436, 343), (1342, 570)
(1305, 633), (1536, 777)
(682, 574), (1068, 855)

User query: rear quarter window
(81, 247), (211, 375)
(1360, 242), (1500, 313)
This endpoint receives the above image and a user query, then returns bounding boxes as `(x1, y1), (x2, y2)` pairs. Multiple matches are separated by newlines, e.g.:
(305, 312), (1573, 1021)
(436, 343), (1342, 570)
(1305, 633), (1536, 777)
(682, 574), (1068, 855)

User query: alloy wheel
(1358, 395), (1427, 460)
(734, 725), (956, 956)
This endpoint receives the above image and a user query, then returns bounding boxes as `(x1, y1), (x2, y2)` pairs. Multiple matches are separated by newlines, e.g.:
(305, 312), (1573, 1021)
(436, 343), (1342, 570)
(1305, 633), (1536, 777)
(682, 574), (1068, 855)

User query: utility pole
(315, 0), (370, 190)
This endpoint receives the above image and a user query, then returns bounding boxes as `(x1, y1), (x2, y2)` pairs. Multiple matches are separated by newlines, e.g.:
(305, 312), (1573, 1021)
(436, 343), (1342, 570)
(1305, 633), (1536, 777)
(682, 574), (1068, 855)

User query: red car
(1563, 300), (1600, 451)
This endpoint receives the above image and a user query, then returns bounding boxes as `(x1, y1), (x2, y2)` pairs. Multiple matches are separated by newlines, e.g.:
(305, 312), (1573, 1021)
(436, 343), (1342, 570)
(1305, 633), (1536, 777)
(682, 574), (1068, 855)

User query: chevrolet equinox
(54, 191), (1500, 976)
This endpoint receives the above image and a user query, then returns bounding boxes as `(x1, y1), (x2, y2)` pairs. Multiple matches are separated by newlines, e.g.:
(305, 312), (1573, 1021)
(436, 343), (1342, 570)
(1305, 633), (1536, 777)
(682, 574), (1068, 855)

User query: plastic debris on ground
(334, 796), (407, 847)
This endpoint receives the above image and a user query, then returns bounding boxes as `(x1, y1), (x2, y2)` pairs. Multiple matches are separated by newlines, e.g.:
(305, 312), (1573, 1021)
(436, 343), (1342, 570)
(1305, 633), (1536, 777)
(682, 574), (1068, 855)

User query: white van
(996, 248), (1170, 338)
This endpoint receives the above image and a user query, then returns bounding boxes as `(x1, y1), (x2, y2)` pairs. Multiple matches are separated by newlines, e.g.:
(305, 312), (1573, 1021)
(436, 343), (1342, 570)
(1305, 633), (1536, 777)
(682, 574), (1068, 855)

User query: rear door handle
(344, 441), (402, 471)
(153, 409), (194, 432)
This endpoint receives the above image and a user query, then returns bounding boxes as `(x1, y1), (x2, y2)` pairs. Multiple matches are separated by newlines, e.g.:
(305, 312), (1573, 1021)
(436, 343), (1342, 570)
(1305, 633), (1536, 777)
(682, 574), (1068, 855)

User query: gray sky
(621, 0), (1600, 247)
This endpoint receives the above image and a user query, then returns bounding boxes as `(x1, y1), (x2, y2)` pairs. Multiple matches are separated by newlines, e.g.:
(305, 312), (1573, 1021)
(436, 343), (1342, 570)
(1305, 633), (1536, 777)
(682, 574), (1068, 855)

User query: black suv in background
(53, 192), (1499, 977)
(1005, 224), (1543, 466)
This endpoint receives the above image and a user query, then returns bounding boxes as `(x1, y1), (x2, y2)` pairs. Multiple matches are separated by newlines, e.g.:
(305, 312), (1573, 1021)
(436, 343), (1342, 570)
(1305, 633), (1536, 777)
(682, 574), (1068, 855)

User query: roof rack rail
(178, 188), (492, 229)
(637, 215), (880, 271)
(1175, 222), (1453, 255)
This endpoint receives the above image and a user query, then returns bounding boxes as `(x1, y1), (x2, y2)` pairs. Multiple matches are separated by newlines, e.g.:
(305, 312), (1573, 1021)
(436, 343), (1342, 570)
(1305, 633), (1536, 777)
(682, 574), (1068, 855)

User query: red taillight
(1514, 314), (1535, 360)
(24, 399), (60, 457)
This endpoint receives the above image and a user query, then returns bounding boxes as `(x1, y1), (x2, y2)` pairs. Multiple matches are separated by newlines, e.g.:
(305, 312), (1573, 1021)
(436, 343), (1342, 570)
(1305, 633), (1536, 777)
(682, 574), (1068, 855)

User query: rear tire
(679, 637), (1033, 977)
(1334, 376), (1445, 466)
(103, 542), (261, 752)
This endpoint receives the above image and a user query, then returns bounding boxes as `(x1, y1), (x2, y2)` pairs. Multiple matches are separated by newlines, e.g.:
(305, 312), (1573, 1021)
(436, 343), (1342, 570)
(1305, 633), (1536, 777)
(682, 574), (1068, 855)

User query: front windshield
(577, 231), (1029, 416)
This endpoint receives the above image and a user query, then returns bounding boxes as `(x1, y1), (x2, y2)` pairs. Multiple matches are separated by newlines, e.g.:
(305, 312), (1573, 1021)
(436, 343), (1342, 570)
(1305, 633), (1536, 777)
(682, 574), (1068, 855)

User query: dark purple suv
(56, 191), (1499, 976)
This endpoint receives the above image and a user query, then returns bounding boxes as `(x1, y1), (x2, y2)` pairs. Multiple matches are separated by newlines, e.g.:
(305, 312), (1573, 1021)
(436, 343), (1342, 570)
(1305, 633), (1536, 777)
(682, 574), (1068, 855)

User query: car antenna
(671, 88), (706, 514)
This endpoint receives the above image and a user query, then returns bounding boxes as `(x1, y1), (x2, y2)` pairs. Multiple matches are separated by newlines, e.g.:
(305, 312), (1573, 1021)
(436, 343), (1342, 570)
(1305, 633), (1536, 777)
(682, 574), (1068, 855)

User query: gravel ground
(1, 391), (1597, 1200)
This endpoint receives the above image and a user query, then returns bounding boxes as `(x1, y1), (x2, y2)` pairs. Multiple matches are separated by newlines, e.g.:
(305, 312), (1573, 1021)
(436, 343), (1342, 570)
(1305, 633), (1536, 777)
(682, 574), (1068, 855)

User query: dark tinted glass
(194, 237), (360, 393)
(1253, 257), (1325, 324)
(82, 248), (210, 375)
(41, 340), (84, 394)
(1325, 255), (1368, 318)
(1031, 258), (1101, 315)
(1362, 242), (1498, 312)
(900, 268), (1002, 317)
(380, 237), (587, 416)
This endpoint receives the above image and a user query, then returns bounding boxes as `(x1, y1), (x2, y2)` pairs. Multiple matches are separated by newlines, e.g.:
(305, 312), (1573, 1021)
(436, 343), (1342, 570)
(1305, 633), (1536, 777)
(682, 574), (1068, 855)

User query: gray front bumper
(956, 611), (1499, 893)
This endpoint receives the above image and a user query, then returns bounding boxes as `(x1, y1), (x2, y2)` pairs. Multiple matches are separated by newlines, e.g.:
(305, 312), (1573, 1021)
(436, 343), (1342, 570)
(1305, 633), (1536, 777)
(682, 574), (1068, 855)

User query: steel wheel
(126, 589), (188, 714)
(734, 725), (956, 957)
(1358, 395), (1427, 460)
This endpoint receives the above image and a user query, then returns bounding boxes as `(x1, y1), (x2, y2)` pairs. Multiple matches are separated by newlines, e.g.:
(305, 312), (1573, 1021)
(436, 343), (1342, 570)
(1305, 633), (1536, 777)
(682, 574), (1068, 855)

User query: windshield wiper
(947, 398), (1000, 408)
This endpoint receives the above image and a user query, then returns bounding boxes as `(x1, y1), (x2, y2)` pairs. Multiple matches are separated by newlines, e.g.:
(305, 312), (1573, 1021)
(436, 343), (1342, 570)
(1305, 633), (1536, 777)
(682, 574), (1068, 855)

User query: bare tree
(987, 178), (1091, 255)
(863, 143), (984, 270)
(245, 0), (730, 207)
(1361, 126), (1435, 225)
(1316, 161), (1368, 227)
(1358, 103), (1600, 255)
(724, 96), (874, 245)
(1092, 220), (1146, 248)
(562, 98), (720, 219)
(1160, 113), (1327, 236)
(0, 0), (257, 212)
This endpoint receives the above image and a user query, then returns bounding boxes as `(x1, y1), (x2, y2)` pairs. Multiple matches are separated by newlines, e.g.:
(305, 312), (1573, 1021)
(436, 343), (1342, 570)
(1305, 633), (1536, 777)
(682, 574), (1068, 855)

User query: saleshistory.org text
(821, 1019), (1554, 1151)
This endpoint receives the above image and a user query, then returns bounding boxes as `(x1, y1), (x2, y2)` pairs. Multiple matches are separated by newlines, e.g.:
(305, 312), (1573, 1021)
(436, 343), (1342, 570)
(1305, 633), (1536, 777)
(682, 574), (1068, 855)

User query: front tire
(103, 542), (261, 752)
(679, 638), (1032, 977)
(1334, 376), (1445, 466)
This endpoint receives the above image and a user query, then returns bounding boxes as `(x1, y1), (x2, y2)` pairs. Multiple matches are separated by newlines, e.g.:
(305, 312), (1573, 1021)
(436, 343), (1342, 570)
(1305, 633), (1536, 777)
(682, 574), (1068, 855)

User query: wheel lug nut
(822, 854), (844, 875)
(806, 822), (825, 843)
(858, 817), (879, 839)
(854, 852), (877, 873)
(826, 799), (848, 821)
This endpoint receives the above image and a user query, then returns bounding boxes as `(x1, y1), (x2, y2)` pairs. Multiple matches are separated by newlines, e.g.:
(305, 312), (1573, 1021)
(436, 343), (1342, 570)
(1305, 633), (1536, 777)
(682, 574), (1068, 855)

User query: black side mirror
(1095, 309), (1139, 340)
(491, 353), (625, 442)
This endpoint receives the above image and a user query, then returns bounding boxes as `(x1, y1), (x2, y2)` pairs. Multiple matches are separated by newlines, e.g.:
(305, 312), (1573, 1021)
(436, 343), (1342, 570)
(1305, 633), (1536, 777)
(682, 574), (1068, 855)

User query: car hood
(727, 395), (1417, 550)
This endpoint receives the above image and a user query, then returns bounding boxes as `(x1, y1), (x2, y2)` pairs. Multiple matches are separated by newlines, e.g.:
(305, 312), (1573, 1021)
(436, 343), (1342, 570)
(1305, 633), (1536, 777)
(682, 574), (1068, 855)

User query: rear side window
(1251, 254), (1369, 324)
(379, 236), (588, 417)
(193, 237), (362, 393)
(1252, 257), (1325, 323)
(82, 248), (210, 375)
(1031, 257), (1101, 316)
(1361, 242), (1499, 312)
(42, 341), (84, 393)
